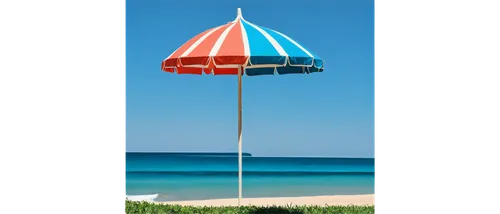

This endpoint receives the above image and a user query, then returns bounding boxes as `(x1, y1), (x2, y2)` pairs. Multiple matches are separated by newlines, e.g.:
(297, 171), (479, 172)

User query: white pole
(237, 65), (243, 206)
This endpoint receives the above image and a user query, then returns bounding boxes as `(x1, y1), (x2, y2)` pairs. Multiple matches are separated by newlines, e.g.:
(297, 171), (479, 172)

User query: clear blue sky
(126, 0), (374, 157)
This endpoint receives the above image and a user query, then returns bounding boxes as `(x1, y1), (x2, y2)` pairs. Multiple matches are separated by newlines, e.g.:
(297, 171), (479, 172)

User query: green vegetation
(125, 200), (374, 214)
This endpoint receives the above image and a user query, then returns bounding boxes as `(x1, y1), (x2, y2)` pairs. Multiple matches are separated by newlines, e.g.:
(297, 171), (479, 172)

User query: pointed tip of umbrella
(237, 8), (242, 17)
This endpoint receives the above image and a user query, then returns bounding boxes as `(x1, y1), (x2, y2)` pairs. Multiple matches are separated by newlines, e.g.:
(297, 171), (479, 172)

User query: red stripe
(213, 67), (239, 75)
(161, 60), (174, 73)
(216, 20), (245, 56)
(177, 67), (203, 75)
(204, 59), (215, 74)
(203, 58), (239, 75)
(164, 67), (175, 73)
(163, 27), (215, 67)
(162, 21), (247, 75)
(180, 23), (232, 66)
(185, 23), (231, 57)
(213, 20), (247, 66)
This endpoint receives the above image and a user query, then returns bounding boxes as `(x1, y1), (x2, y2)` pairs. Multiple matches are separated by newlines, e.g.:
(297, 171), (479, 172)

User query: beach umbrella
(161, 8), (324, 205)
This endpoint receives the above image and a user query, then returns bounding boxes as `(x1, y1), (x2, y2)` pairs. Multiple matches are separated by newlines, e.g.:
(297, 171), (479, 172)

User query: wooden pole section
(237, 66), (243, 206)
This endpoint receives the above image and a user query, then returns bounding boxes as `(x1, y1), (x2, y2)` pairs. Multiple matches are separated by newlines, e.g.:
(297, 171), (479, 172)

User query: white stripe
(242, 20), (288, 56)
(180, 25), (224, 57)
(209, 22), (237, 56)
(239, 20), (250, 56)
(269, 29), (314, 58)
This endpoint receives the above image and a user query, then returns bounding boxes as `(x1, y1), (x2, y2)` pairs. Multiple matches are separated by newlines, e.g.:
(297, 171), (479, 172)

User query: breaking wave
(126, 194), (158, 202)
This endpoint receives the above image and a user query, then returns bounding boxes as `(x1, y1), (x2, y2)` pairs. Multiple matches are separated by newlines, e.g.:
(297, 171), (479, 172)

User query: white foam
(126, 194), (159, 202)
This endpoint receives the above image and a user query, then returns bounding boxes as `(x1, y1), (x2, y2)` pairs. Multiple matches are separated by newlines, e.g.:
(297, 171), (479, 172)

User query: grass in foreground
(125, 200), (374, 214)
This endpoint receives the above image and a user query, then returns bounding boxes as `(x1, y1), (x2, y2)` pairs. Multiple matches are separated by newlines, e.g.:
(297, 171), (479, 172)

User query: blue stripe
(308, 66), (323, 73)
(302, 49), (323, 69)
(259, 27), (314, 66)
(245, 67), (275, 76)
(277, 66), (304, 74)
(313, 58), (323, 68)
(236, 19), (324, 75)
(241, 20), (286, 65)
(245, 66), (322, 76)
(306, 49), (323, 68)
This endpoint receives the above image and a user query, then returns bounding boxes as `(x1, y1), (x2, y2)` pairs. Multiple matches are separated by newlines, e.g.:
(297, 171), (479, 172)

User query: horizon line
(125, 151), (373, 159)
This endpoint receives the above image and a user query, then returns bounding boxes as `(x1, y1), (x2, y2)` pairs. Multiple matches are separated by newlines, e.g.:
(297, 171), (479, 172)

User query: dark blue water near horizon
(126, 152), (374, 202)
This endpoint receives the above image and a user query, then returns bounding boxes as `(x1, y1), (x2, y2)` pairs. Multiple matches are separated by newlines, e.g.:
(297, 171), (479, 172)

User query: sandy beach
(159, 194), (374, 207)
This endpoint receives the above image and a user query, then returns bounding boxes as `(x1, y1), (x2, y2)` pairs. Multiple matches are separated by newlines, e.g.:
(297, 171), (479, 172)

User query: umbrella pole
(237, 66), (243, 206)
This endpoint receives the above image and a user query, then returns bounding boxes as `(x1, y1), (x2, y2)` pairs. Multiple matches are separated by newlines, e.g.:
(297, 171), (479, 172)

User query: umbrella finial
(237, 8), (242, 17)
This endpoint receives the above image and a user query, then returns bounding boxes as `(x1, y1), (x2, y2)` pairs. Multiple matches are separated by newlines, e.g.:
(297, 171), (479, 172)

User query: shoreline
(158, 194), (374, 206)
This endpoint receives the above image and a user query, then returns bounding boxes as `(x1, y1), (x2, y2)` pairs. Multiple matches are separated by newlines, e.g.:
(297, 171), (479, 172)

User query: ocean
(126, 152), (374, 202)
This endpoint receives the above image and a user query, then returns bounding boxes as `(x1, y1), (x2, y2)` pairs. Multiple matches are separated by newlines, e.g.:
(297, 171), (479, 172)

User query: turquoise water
(126, 153), (374, 202)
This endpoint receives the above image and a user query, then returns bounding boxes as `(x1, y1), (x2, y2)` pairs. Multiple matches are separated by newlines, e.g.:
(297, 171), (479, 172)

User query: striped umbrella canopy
(161, 8), (323, 75)
(160, 8), (324, 206)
